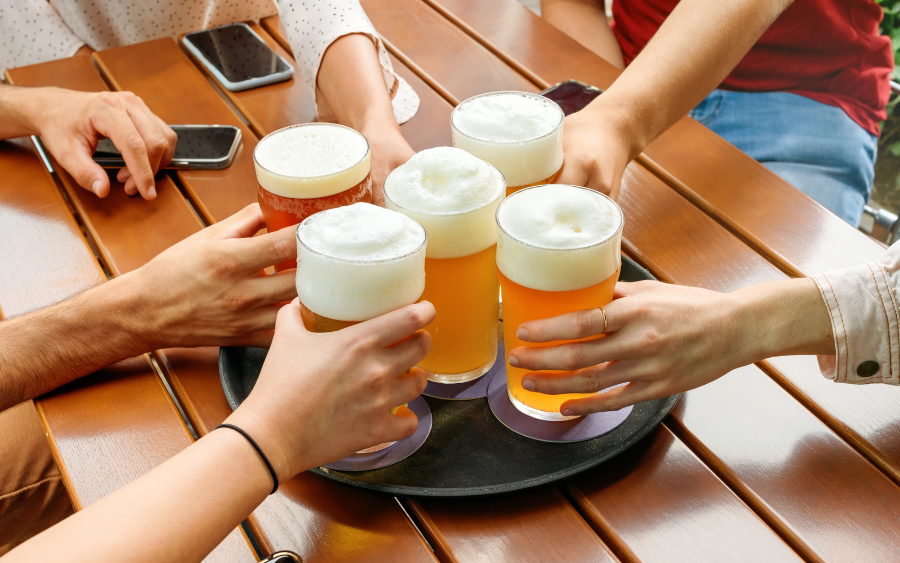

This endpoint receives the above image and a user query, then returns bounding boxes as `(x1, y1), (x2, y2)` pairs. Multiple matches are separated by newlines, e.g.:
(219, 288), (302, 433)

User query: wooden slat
(5, 57), (204, 275)
(422, 0), (885, 274)
(1, 62), (255, 560)
(93, 38), (260, 224)
(567, 426), (800, 562)
(157, 347), (439, 563)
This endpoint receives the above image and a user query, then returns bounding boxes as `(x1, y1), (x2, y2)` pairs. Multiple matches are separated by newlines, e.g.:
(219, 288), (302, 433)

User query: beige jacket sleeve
(813, 240), (900, 384)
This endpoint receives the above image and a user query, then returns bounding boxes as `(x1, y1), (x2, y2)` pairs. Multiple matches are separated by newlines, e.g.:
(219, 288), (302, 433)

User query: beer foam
(296, 203), (426, 321)
(254, 124), (370, 199)
(384, 147), (505, 259)
(451, 92), (563, 187)
(496, 185), (623, 292)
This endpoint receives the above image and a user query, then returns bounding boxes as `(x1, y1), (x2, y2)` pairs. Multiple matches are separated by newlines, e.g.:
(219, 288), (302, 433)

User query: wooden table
(3, 1), (899, 561)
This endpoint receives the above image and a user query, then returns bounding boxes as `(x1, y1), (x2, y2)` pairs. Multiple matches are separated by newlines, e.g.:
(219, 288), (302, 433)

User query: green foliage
(878, 0), (900, 117)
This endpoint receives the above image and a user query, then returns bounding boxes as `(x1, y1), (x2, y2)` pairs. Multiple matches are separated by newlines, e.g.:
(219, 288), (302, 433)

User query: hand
(363, 126), (415, 206)
(508, 280), (749, 415)
(226, 300), (434, 480)
(556, 104), (634, 200)
(34, 88), (176, 200)
(119, 204), (297, 349)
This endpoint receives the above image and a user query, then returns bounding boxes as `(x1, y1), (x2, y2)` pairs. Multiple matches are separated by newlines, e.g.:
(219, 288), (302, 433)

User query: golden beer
(296, 202), (427, 451)
(255, 123), (373, 271)
(495, 184), (624, 421)
(451, 91), (564, 197)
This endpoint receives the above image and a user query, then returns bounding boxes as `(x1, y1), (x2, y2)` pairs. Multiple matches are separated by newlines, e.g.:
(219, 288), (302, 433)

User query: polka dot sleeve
(277, 0), (419, 124)
(0, 0), (84, 76)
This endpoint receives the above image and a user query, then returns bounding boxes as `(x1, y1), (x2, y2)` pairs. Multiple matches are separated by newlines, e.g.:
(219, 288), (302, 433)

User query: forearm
(731, 277), (834, 364)
(6, 428), (271, 563)
(0, 85), (47, 140)
(0, 274), (148, 411)
(585, 0), (792, 160)
(542, 0), (623, 69)
(317, 33), (404, 143)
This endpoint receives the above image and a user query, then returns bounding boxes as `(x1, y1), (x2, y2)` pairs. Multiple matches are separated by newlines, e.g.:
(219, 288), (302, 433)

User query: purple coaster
(322, 396), (432, 472)
(487, 366), (633, 443)
(423, 341), (503, 400)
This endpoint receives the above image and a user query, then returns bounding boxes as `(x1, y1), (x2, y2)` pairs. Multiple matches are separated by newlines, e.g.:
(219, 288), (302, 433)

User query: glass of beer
(296, 202), (427, 452)
(254, 123), (373, 271)
(451, 91), (564, 197)
(384, 147), (505, 384)
(496, 184), (623, 421)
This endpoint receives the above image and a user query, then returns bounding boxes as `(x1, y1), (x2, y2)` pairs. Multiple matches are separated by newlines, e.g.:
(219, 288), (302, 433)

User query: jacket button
(857, 361), (880, 377)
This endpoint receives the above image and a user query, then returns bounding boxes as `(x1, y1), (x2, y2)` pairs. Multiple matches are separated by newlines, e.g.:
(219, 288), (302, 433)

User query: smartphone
(541, 80), (604, 116)
(182, 23), (294, 91)
(93, 124), (242, 170)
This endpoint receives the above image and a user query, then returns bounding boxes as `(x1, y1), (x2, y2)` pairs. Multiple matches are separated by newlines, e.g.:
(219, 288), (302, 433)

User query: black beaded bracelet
(216, 423), (279, 495)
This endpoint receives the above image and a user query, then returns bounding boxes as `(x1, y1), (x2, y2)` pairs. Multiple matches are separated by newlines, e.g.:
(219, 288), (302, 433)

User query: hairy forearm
(586, 0), (792, 160)
(542, 0), (624, 69)
(6, 428), (272, 562)
(0, 275), (147, 411)
(0, 85), (44, 140)
(730, 277), (834, 364)
(317, 33), (403, 141)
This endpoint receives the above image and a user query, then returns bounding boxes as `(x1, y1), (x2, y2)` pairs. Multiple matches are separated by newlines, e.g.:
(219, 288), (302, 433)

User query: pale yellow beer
(451, 91), (564, 196)
(296, 202), (427, 451)
(384, 147), (505, 384)
(495, 185), (624, 421)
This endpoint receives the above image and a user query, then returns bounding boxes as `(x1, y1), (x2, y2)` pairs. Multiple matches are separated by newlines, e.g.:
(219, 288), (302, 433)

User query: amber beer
(296, 202), (427, 452)
(384, 147), (505, 384)
(254, 123), (373, 271)
(451, 91), (564, 197)
(496, 184), (624, 421)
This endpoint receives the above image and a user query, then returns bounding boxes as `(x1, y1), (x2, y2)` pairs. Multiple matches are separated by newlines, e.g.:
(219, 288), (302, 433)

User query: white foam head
(451, 91), (564, 188)
(496, 185), (623, 292)
(296, 203), (426, 321)
(254, 123), (370, 199)
(383, 147), (505, 259)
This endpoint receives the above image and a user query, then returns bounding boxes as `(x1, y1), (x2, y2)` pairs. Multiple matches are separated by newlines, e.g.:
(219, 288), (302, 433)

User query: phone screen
(541, 80), (604, 116)
(186, 24), (290, 83)
(94, 126), (239, 163)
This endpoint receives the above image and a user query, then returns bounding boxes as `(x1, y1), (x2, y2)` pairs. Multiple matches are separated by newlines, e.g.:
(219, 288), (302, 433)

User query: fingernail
(522, 379), (535, 391)
(147, 186), (157, 199)
(508, 355), (520, 367)
(91, 180), (102, 195)
(517, 327), (528, 340)
(562, 409), (575, 416)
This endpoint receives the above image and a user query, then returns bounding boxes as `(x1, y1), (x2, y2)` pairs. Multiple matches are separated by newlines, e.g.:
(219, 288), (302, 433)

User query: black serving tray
(220, 255), (680, 497)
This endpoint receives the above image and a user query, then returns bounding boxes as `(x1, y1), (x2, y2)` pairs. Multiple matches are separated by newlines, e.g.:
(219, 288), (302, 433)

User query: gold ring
(599, 307), (608, 333)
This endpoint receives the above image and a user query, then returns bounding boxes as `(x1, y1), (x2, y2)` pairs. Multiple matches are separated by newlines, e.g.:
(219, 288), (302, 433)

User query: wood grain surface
(93, 38), (260, 224)
(422, 0), (885, 274)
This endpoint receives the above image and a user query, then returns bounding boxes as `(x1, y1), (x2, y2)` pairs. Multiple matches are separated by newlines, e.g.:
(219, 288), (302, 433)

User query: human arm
(508, 277), (833, 415)
(0, 85), (176, 199)
(279, 0), (417, 204)
(4, 299), (433, 562)
(0, 204), (296, 412)
(558, 0), (792, 199)
(541, 0), (624, 69)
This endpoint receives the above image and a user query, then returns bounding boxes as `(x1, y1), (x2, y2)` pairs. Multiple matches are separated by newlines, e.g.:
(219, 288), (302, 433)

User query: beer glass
(255, 123), (373, 271)
(451, 91), (564, 197)
(495, 184), (623, 421)
(296, 202), (427, 452)
(384, 147), (505, 384)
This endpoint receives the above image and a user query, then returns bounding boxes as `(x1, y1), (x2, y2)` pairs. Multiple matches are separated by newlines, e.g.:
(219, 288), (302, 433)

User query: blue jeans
(689, 90), (877, 227)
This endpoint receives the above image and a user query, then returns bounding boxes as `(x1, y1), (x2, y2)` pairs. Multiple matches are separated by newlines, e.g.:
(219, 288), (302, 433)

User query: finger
(378, 407), (419, 443)
(124, 98), (170, 177)
(390, 367), (428, 407)
(561, 381), (665, 416)
(219, 329), (275, 349)
(241, 270), (298, 306)
(59, 141), (110, 197)
(223, 222), (297, 272)
(117, 167), (132, 183)
(556, 160), (589, 190)
(517, 307), (611, 343)
(123, 177), (140, 197)
(93, 110), (156, 199)
(207, 204), (267, 240)
(379, 330), (432, 375)
(521, 361), (630, 395)
(158, 117), (177, 168)
(275, 298), (306, 333)
(353, 301), (436, 348)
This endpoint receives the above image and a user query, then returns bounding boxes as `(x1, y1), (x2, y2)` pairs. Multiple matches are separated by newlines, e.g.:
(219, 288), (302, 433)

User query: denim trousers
(690, 90), (878, 227)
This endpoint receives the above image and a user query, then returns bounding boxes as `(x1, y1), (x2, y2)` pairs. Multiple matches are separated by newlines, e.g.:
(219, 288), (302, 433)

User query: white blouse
(0, 0), (418, 124)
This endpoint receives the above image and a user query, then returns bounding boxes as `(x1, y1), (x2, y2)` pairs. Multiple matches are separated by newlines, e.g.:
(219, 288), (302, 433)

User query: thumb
(555, 158), (589, 190)
(58, 142), (111, 198)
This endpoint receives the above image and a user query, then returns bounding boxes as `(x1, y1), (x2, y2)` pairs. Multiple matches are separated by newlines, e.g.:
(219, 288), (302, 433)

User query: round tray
(219, 255), (680, 497)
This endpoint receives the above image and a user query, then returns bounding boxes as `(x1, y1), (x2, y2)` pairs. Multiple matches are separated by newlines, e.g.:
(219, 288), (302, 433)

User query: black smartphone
(541, 80), (604, 116)
(182, 23), (294, 91)
(93, 124), (242, 170)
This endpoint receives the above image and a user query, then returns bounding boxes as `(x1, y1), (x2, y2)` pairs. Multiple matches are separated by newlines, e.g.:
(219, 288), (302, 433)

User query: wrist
(0, 86), (46, 138)
(98, 273), (160, 355)
(581, 96), (646, 163)
(224, 400), (300, 485)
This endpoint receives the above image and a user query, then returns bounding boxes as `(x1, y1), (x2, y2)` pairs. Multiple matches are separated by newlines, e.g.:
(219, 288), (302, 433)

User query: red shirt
(611, 0), (894, 136)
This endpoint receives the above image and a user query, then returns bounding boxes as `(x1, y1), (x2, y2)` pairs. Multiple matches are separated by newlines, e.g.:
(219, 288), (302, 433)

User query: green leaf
(887, 141), (900, 156)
